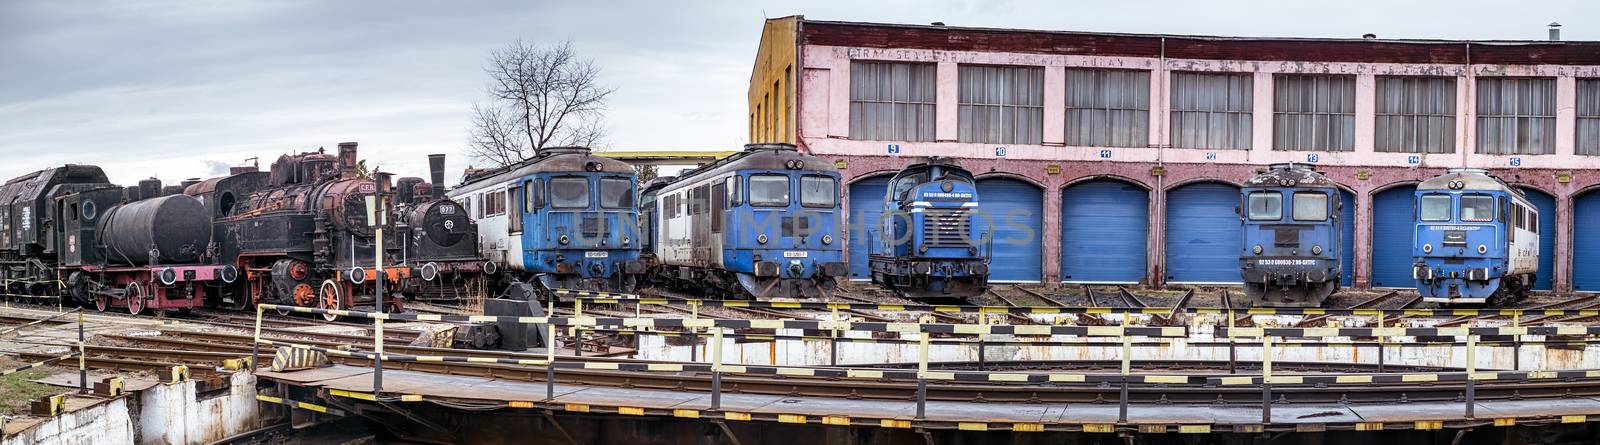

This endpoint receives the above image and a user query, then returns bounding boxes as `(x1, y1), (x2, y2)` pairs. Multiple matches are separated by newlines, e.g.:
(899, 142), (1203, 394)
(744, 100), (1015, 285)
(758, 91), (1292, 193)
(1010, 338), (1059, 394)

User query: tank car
(647, 143), (847, 299)
(0, 166), (231, 314)
(1411, 169), (1537, 305)
(1237, 163), (1343, 307)
(867, 157), (989, 299)
(447, 146), (645, 296)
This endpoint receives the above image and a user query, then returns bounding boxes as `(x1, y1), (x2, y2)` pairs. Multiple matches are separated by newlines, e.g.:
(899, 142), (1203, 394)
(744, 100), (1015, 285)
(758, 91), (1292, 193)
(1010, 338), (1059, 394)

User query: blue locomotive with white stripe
(1238, 163), (1343, 307)
(868, 157), (989, 298)
(646, 143), (847, 299)
(1412, 169), (1537, 305)
(448, 147), (646, 294)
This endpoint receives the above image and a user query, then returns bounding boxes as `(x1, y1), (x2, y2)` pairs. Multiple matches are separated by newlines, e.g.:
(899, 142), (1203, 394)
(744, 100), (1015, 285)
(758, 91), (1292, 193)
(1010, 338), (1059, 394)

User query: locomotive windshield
(1292, 192), (1328, 221)
(599, 177), (633, 209)
(1246, 192), (1282, 221)
(551, 176), (590, 209)
(800, 175), (836, 208)
(891, 172), (926, 201)
(1460, 195), (1494, 222)
(749, 174), (790, 207)
(1420, 194), (1451, 221)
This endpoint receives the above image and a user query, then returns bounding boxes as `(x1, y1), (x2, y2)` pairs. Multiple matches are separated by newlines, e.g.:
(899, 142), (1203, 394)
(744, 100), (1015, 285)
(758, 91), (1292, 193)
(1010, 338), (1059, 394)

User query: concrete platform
(258, 364), (1600, 432)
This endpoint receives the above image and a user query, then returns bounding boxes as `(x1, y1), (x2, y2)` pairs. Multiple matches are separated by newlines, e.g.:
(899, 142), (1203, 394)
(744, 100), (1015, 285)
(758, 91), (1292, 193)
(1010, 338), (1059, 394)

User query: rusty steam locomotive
(0, 142), (487, 316)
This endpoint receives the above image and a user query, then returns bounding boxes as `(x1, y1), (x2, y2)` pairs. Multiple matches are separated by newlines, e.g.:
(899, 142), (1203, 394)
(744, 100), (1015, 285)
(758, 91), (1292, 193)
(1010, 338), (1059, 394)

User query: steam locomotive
(0, 166), (230, 313)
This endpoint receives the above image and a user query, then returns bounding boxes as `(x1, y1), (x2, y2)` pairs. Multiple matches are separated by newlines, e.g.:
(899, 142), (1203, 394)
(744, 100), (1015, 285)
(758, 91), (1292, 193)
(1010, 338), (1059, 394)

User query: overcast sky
(2, 0), (1595, 185)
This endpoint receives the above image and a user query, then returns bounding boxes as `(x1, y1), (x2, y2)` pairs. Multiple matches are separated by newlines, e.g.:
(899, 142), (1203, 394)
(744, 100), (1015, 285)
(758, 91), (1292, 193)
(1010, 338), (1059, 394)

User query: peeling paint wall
(136, 372), (262, 445)
(2, 399), (134, 445)
(635, 314), (1600, 372)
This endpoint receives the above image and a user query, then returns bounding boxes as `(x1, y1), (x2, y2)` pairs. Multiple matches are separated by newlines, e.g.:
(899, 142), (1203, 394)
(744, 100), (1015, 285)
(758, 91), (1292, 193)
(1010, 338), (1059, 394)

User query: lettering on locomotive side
(585, 251), (609, 258)
(1426, 226), (1484, 231)
(920, 192), (973, 200)
(1257, 259), (1318, 266)
(783, 251), (809, 258)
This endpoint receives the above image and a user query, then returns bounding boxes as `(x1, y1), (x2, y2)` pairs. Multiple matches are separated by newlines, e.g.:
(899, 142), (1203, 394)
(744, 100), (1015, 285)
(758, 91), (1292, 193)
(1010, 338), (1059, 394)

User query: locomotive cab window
(1420, 194), (1452, 222)
(725, 176), (741, 207)
(550, 177), (590, 209)
(749, 174), (790, 207)
(1459, 195), (1493, 222)
(1291, 192), (1329, 221)
(800, 175), (836, 208)
(1246, 192), (1282, 221)
(600, 177), (633, 209)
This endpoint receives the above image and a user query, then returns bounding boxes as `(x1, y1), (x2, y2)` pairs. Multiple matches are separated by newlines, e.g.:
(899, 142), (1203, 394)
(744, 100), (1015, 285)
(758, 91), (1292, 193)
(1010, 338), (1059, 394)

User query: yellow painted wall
(748, 16), (800, 145)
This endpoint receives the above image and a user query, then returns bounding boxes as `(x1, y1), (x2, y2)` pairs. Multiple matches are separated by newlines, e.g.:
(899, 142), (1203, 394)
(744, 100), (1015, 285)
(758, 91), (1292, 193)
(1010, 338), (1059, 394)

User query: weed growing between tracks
(0, 368), (54, 416)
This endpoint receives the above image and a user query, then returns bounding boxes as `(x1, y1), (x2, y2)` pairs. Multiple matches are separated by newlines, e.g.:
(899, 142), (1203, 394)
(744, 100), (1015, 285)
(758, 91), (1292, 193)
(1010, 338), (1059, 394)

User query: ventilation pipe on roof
(1362, 33), (1377, 40)
(1550, 22), (1562, 41)
(931, 21), (945, 26)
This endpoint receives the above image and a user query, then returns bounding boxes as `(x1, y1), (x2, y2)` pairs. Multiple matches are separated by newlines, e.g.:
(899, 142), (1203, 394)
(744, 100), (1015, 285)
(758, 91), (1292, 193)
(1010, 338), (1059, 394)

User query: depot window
(550, 177), (590, 209)
(1246, 192), (1282, 221)
(800, 175), (837, 208)
(1460, 195), (1494, 222)
(1292, 192), (1329, 221)
(599, 177), (633, 209)
(1420, 194), (1452, 222)
(748, 174), (791, 207)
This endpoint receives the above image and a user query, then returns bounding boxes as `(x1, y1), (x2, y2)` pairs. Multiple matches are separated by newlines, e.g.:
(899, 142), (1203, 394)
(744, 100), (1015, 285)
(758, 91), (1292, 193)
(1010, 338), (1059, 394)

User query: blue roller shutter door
(1574, 192), (1600, 290)
(1519, 188), (1555, 291)
(1060, 181), (1148, 283)
(1164, 183), (1241, 283)
(1340, 189), (1355, 287)
(847, 176), (890, 280)
(1371, 186), (1416, 288)
(977, 178), (1043, 282)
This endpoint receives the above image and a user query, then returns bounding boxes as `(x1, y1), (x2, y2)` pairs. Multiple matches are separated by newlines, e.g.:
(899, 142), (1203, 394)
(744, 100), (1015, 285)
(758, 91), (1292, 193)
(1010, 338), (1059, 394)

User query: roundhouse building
(747, 16), (1600, 291)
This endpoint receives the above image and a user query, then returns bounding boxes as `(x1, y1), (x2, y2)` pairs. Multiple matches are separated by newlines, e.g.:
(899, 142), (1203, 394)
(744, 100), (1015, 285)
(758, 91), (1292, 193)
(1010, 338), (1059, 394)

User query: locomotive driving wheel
(94, 291), (109, 312)
(125, 282), (146, 315)
(318, 279), (344, 322)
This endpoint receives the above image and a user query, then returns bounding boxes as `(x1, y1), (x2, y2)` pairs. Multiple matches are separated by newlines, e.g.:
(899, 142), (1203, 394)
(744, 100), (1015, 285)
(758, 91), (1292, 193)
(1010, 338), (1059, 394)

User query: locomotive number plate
(1258, 259), (1316, 266)
(585, 251), (609, 258)
(783, 251), (808, 258)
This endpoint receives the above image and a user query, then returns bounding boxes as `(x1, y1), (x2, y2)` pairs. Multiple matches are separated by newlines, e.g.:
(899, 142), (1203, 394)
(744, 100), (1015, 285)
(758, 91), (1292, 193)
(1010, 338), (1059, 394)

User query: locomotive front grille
(782, 216), (811, 237)
(581, 214), (608, 237)
(923, 208), (972, 247)
(1442, 230), (1467, 247)
(1273, 227), (1300, 248)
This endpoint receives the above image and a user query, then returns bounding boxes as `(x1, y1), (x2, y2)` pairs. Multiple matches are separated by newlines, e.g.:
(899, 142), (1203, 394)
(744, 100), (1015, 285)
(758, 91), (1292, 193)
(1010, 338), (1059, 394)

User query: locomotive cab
(868, 157), (990, 299)
(1238, 163), (1342, 307)
(1412, 169), (1537, 305)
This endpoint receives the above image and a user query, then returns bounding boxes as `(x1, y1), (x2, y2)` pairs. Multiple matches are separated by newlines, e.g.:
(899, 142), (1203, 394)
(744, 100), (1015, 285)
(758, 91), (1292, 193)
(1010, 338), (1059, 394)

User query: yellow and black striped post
(252, 305), (263, 372)
(373, 316), (384, 393)
(1465, 333), (1477, 418)
(546, 320), (557, 402)
(711, 326), (724, 411)
(1262, 334), (1274, 424)
(1118, 315), (1131, 423)
(915, 334), (929, 420)
(77, 308), (85, 394)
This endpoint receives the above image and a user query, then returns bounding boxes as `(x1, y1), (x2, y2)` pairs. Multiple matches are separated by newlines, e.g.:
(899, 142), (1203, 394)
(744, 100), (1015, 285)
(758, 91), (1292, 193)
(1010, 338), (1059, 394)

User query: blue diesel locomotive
(867, 157), (990, 299)
(1238, 164), (1343, 307)
(448, 146), (646, 295)
(1412, 169), (1538, 305)
(648, 143), (848, 299)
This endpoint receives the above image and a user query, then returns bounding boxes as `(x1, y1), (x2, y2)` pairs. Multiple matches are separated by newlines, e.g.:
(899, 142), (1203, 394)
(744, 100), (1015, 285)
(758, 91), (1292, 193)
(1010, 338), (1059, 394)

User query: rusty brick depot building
(746, 16), (1600, 291)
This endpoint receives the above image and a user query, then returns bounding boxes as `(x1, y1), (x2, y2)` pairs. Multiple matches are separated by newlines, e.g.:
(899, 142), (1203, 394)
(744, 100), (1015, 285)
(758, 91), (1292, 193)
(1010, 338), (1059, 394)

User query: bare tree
(467, 40), (614, 168)
(633, 164), (658, 184)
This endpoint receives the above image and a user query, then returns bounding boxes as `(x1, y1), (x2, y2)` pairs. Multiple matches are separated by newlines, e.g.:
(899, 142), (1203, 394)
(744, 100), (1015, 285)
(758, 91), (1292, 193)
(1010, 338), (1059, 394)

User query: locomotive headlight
(920, 245), (929, 253)
(1252, 244), (1263, 255)
(757, 234), (768, 244)
(941, 181), (954, 193)
(1478, 244), (1488, 254)
(1423, 243), (1433, 253)
(559, 235), (570, 245)
(822, 234), (832, 245)
(622, 236), (631, 245)
(158, 267), (178, 286)
(1311, 244), (1322, 255)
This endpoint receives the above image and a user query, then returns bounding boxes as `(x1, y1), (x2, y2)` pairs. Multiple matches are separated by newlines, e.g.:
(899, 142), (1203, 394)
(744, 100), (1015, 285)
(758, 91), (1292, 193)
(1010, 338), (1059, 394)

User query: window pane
(1420, 195), (1452, 222)
(1460, 195), (1494, 222)
(1274, 74), (1356, 152)
(1065, 68), (1150, 148)
(1579, 79), (1600, 155)
(1170, 72), (1253, 150)
(748, 174), (790, 207)
(800, 175), (836, 208)
(599, 178), (633, 209)
(850, 61), (936, 141)
(550, 177), (590, 209)
(1476, 78), (1556, 155)
(1292, 192), (1329, 221)
(958, 65), (1044, 144)
(1247, 192), (1282, 221)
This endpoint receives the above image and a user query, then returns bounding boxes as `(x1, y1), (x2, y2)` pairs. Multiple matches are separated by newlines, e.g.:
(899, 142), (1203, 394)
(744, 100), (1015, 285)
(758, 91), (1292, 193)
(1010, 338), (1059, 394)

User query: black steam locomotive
(0, 166), (231, 313)
(200, 143), (485, 317)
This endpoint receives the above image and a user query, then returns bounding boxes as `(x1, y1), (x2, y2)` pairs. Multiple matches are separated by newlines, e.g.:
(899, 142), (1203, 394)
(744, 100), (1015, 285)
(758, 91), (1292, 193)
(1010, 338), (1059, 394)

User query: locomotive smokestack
(428, 154), (446, 198)
(138, 178), (162, 200)
(338, 142), (359, 179)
